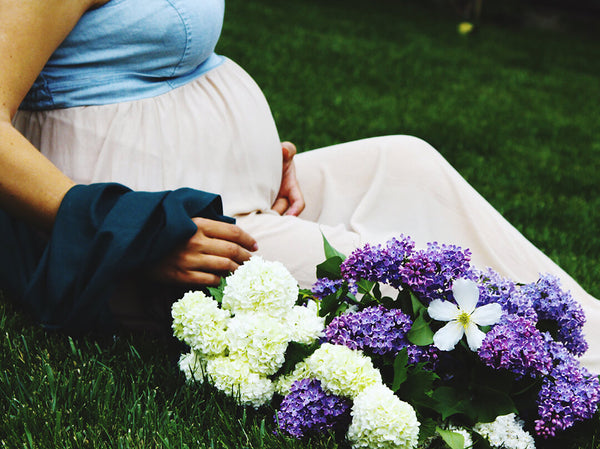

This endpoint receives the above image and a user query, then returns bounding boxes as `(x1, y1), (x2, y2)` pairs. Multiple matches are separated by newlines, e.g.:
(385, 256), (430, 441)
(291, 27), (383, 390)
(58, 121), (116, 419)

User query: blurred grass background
(1, 0), (599, 447)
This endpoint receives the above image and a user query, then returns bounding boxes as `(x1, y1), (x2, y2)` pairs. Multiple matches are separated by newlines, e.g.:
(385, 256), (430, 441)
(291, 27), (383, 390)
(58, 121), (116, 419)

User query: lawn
(1, 0), (599, 447)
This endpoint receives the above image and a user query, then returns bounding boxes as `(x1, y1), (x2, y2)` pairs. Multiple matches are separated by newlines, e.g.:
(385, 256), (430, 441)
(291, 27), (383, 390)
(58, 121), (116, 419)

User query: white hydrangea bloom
(178, 350), (206, 383)
(305, 343), (382, 399)
(205, 357), (275, 408)
(222, 256), (298, 318)
(226, 313), (290, 375)
(274, 360), (312, 396)
(474, 414), (536, 449)
(171, 290), (230, 356)
(347, 383), (420, 449)
(284, 301), (325, 344)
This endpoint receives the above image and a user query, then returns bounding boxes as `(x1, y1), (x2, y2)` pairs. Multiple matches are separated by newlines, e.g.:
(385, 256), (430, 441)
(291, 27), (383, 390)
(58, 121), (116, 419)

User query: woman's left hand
(271, 141), (305, 216)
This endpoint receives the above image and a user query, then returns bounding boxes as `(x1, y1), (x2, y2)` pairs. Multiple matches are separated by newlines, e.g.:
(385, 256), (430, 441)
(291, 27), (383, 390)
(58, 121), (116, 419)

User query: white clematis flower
(428, 278), (502, 352)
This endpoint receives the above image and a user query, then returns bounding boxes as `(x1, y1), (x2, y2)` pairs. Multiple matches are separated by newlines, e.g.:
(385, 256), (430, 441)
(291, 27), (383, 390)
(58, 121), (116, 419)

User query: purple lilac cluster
(399, 242), (472, 303)
(471, 267), (538, 321)
(311, 278), (343, 299)
(324, 306), (412, 355)
(275, 378), (351, 438)
(478, 314), (553, 378)
(340, 235), (415, 289)
(323, 305), (438, 365)
(522, 274), (588, 356)
(535, 335), (600, 438)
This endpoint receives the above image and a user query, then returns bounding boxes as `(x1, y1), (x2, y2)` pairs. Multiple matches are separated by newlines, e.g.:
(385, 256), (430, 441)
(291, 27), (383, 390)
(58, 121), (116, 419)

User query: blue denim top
(20, 0), (225, 110)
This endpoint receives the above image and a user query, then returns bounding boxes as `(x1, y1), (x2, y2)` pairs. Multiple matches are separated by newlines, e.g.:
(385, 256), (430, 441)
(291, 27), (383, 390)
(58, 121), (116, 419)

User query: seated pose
(1, 0), (598, 372)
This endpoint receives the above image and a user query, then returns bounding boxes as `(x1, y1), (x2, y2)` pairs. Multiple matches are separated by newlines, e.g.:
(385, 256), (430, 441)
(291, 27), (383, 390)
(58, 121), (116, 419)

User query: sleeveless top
(20, 0), (225, 110)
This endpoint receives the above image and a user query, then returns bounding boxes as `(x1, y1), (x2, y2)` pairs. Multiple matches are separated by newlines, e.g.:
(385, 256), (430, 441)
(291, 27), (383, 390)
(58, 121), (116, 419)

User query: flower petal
(433, 321), (464, 351)
(452, 278), (480, 313)
(464, 322), (487, 351)
(470, 303), (503, 326)
(428, 300), (460, 322)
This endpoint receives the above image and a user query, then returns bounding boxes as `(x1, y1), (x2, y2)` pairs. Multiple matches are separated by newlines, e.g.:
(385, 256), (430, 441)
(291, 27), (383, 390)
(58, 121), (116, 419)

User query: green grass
(2, 0), (599, 447)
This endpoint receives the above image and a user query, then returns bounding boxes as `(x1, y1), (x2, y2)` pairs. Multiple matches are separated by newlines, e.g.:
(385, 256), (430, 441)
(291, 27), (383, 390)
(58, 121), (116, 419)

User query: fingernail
(252, 243), (259, 251)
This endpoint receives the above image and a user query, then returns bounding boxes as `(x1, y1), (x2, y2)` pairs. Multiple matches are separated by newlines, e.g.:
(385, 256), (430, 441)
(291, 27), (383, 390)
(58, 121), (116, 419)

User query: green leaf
(410, 292), (427, 315)
(318, 291), (342, 317)
(316, 256), (344, 279)
(206, 277), (227, 303)
(322, 233), (346, 260)
(417, 418), (438, 444)
(399, 364), (438, 407)
(469, 386), (518, 423)
(431, 386), (469, 420)
(372, 282), (382, 300)
(407, 312), (434, 346)
(436, 427), (466, 449)
(356, 279), (376, 295)
(274, 342), (319, 378)
(391, 349), (409, 392)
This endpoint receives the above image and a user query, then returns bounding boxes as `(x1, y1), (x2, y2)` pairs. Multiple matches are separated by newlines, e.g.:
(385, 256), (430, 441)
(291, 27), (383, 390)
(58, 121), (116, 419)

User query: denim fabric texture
(20, 0), (225, 110)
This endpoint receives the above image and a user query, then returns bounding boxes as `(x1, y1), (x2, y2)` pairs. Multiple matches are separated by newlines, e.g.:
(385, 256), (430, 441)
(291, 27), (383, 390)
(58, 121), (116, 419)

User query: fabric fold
(0, 183), (233, 333)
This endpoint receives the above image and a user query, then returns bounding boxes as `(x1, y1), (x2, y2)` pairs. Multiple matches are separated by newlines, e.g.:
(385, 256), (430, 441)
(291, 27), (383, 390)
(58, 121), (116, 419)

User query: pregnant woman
(1, 0), (598, 371)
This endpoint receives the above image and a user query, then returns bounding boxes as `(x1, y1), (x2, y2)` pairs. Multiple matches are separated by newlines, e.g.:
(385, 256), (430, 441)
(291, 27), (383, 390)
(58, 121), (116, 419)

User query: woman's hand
(149, 217), (258, 286)
(271, 141), (305, 216)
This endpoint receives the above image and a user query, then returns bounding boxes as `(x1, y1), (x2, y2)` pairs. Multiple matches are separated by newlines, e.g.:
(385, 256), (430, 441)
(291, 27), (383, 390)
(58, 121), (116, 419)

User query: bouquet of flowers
(171, 234), (600, 449)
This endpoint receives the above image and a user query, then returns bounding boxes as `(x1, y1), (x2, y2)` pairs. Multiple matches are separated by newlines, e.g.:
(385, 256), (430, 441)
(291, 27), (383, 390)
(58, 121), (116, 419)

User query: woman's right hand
(149, 217), (258, 286)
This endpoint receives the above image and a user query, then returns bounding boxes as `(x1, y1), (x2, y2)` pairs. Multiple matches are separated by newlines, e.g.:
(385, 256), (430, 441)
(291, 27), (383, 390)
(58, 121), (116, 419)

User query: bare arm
(0, 0), (257, 285)
(0, 0), (108, 230)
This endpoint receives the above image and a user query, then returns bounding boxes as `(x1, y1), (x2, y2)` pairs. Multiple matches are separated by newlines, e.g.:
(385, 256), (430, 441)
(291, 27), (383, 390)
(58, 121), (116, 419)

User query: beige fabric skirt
(14, 58), (600, 372)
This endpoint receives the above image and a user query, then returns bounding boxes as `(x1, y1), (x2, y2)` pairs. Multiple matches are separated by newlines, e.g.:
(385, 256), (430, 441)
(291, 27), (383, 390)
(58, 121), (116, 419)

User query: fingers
(281, 141), (297, 161)
(150, 218), (259, 287)
(271, 197), (290, 215)
(192, 217), (258, 252)
(285, 187), (305, 216)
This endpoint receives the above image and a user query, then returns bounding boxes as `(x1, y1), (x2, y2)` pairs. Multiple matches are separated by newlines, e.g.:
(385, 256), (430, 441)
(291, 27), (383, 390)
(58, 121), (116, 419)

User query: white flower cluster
(474, 414), (536, 449)
(304, 343), (383, 398)
(348, 383), (420, 449)
(172, 257), (325, 408)
(277, 344), (420, 449)
(222, 256), (298, 317)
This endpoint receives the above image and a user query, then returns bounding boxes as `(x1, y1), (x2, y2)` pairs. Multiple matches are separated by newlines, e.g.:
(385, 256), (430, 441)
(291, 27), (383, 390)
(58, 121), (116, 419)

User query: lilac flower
(535, 335), (600, 437)
(274, 378), (351, 438)
(323, 305), (438, 365)
(340, 235), (414, 288)
(324, 306), (411, 354)
(523, 274), (588, 356)
(478, 314), (553, 378)
(399, 242), (472, 303)
(311, 278), (343, 299)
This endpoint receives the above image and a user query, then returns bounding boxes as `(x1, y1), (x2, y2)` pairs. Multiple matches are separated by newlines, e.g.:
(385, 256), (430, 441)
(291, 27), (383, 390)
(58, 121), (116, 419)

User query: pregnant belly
(13, 58), (282, 217)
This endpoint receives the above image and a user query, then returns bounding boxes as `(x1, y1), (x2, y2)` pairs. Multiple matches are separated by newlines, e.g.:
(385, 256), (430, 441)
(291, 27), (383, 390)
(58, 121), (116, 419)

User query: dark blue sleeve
(0, 183), (234, 333)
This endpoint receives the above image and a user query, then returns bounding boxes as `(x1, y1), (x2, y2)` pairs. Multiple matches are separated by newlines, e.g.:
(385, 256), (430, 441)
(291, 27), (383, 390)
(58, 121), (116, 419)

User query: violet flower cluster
(340, 235), (415, 289)
(399, 242), (473, 302)
(522, 274), (588, 356)
(471, 268), (539, 319)
(323, 305), (438, 365)
(274, 378), (351, 438)
(535, 335), (600, 438)
(311, 277), (343, 299)
(478, 314), (553, 378)
(339, 237), (472, 304)
(310, 235), (598, 440)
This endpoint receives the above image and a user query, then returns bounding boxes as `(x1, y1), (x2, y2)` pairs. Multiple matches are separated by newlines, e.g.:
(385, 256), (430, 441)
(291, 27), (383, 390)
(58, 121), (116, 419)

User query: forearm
(0, 119), (75, 231)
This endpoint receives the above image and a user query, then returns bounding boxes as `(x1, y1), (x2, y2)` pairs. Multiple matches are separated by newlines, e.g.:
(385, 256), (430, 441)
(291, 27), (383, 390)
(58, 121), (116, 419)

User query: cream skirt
(14, 58), (600, 372)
